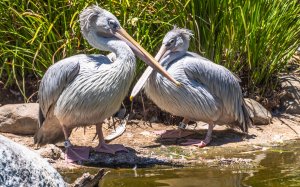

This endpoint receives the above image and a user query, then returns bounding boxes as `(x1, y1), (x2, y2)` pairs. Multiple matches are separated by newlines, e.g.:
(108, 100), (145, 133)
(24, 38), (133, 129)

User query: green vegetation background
(0, 0), (299, 101)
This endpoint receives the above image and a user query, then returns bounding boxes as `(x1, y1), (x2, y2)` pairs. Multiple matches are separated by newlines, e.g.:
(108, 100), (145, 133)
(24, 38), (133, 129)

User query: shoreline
(1, 114), (299, 171)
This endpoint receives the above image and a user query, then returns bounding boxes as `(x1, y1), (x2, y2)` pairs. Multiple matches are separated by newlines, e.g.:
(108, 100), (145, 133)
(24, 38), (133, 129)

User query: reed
(175, 0), (300, 94)
(0, 0), (299, 100)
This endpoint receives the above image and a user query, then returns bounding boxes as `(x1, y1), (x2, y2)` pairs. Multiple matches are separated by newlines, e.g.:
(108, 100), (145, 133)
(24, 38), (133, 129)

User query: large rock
(0, 135), (66, 186)
(280, 74), (300, 114)
(0, 103), (39, 135)
(245, 98), (272, 125)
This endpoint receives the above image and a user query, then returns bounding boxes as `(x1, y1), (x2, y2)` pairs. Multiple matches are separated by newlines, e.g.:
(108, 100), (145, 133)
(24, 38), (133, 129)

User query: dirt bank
(1, 113), (299, 170)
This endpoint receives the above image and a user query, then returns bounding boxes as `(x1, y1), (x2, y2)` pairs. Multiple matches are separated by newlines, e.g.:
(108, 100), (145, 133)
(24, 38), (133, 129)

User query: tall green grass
(0, 0), (181, 100)
(0, 0), (299, 101)
(174, 0), (300, 94)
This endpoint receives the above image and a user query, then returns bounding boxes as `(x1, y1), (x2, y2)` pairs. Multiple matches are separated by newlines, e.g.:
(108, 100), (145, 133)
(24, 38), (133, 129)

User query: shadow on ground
(66, 146), (183, 168)
(153, 129), (256, 147)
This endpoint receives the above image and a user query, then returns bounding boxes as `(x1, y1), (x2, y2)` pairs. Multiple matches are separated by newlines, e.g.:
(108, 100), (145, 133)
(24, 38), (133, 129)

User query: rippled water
(62, 141), (300, 187)
(101, 167), (248, 187)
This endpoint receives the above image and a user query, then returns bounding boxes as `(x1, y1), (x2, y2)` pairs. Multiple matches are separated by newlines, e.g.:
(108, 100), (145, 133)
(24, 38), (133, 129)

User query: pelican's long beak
(154, 45), (169, 62)
(129, 45), (170, 101)
(115, 28), (180, 86)
(129, 43), (175, 101)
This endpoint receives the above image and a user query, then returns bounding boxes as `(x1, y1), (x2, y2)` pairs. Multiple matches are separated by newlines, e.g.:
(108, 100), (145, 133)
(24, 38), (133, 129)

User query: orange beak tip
(176, 81), (182, 87)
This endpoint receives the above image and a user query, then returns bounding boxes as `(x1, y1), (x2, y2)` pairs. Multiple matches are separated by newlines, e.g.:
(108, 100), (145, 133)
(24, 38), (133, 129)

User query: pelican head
(79, 5), (180, 86)
(129, 27), (192, 100)
(156, 27), (193, 62)
(79, 5), (121, 39)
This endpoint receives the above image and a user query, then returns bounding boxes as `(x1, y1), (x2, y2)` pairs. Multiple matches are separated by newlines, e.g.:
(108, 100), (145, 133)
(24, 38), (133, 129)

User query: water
(101, 167), (247, 187)
(61, 141), (300, 187)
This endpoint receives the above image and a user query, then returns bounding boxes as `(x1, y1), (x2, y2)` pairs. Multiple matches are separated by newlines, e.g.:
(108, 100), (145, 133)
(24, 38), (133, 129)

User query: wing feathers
(183, 54), (250, 131)
(39, 59), (80, 120)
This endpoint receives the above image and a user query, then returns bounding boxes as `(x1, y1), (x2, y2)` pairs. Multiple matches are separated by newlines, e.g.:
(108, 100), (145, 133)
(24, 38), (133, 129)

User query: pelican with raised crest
(131, 27), (251, 147)
(34, 5), (180, 161)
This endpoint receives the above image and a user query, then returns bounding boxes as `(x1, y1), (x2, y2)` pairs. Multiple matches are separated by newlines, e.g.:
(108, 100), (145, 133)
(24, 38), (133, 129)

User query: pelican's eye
(108, 19), (118, 30)
(166, 38), (175, 47)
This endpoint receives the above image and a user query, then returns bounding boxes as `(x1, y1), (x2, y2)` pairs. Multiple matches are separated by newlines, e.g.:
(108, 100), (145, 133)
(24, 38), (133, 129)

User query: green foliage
(0, 0), (299, 100)
(179, 0), (300, 93)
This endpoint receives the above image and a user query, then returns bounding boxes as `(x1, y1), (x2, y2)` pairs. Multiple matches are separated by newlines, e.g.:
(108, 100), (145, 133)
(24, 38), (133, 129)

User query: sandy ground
(1, 113), (300, 170)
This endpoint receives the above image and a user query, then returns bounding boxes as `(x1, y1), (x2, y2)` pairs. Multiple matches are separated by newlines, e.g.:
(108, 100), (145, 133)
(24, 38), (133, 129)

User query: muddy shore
(1, 113), (299, 171)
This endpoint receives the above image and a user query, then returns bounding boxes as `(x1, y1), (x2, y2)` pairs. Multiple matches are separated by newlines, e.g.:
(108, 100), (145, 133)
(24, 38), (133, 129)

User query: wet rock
(0, 103), (38, 135)
(245, 98), (272, 125)
(70, 169), (105, 187)
(0, 135), (66, 186)
(87, 151), (171, 167)
(280, 75), (300, 114)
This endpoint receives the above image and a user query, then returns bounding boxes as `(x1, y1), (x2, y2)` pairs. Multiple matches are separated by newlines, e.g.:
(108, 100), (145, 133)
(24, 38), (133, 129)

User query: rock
(245, 98), (272, 125)
(0, 135), (66, 186)
(36, 144), (63, 160)
(88, 151), (170, 167)
(0, 103), (39, 135)
(70, 169), (105, 187)
(280, 74), (300, 114)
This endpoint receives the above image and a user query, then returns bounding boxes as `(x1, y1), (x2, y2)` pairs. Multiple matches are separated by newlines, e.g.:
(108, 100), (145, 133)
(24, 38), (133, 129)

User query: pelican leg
(181, 123), (214, 147)
(62, 125), (90, 162)
(93, 124), (128, 154)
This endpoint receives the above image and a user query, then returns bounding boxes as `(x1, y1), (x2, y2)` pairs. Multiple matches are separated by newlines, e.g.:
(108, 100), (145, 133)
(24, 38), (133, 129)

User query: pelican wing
(183, 52), (249, 130)
(39, 59), (80, 123)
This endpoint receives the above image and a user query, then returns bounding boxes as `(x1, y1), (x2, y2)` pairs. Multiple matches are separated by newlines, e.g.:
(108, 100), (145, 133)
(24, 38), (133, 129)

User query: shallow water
(61, 141), (300, 187)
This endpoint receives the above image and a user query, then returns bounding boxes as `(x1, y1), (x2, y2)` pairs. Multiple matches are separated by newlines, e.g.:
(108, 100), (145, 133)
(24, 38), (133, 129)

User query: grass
(0, 0), (299, 101)
(176, 0), (300, 95)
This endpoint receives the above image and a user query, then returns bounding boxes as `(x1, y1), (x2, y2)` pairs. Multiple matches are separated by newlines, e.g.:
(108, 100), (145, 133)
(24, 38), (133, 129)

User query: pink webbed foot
(181, 123), (214, 148)
(154, 129), (196, 139)
(181, 138), (211, 148)
(65, 146), (90, 163)
(93, 144), (128, 154)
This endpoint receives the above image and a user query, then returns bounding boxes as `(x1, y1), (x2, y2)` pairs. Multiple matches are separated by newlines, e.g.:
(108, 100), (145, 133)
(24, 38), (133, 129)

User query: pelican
(34, 5), (179, 161)
(131, 27), (251, 147)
